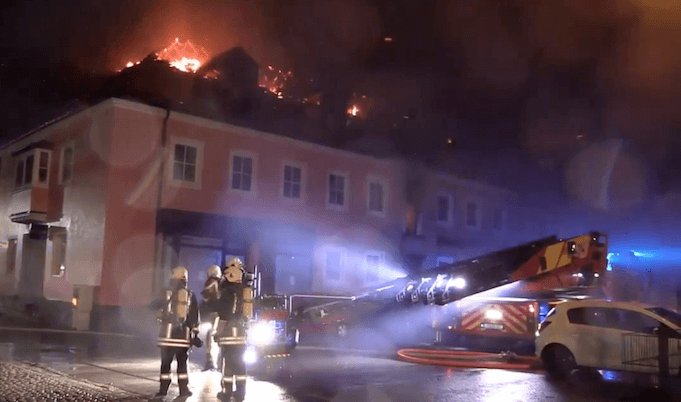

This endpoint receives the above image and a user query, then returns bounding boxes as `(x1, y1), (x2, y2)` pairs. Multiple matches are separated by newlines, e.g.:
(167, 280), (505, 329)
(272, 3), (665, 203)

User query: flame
(123, 38), (209, 73)
(119, 37), (372, 111)
(168, 57), (202, 73)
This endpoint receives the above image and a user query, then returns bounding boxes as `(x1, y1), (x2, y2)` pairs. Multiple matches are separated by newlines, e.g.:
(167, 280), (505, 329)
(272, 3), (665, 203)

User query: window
(59, 146), (74, 184)
(283, 165), (301, 198)
(369, 182), (384, 212)
(173, 144), (197, 182)
(325, 251), (342, 281)
(436, 257), (454, 267)
(14, 150), (50, 189)
(328, 174), (345, 206)
(169, 138), (203, 189)
(616, 310), (661, 334)
(366, 253), (383, 283)
(567, 307), (618, 329)
(466, 202), (478, 227)
(6, 239), (17, 275)
(51, 231), (67, 277)
(493, 208), (504, 230)
(232, 155), (253, 191)
(437, 195), (450, 222)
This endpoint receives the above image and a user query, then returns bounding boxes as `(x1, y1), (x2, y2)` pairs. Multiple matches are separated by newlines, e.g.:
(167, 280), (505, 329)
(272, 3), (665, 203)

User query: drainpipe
(152, 107), (172, 293)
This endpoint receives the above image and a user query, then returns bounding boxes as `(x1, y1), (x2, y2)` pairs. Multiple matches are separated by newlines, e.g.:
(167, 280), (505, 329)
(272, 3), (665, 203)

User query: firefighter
(215, 257), (253, 402)
(154, 266), (200, 398)
(201, 264), (222, 371)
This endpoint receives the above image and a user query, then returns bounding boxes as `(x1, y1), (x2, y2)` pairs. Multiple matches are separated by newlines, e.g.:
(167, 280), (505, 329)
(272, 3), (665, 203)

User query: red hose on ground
(396, 348), (542, 371)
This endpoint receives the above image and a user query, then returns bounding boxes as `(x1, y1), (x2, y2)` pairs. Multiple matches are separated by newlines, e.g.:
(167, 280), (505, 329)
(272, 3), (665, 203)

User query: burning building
(0, 45), (528, 333)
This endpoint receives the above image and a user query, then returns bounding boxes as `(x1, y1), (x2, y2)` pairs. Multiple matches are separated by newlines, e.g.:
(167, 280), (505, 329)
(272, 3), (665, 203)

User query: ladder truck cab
(426, 232), (609, 352)
(249, 295), (297, 359)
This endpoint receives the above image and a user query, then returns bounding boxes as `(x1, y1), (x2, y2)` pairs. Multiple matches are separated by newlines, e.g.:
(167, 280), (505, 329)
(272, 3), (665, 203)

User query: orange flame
(348, 104), (360, 117)
(122, 38), (209, 73)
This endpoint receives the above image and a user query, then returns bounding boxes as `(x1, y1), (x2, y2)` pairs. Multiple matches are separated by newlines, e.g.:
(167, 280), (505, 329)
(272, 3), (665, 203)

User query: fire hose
(396, 348), (542, 371)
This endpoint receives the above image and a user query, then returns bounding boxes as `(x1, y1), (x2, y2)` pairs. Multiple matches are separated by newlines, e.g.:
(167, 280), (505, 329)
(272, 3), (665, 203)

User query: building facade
(0, 98), (528, 331)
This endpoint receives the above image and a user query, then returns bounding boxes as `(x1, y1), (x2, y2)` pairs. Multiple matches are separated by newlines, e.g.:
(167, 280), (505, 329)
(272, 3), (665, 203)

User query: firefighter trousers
(220, 344), (247, 400)
(215, 320), (247, 400)
(158, 347), (190, 395)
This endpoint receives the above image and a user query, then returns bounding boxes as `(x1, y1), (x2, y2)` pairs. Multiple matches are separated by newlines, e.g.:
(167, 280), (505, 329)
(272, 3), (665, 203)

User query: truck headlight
(249, 321), (276, 346)
(243, 346), (257, 364)
(485, 309), (503, 320)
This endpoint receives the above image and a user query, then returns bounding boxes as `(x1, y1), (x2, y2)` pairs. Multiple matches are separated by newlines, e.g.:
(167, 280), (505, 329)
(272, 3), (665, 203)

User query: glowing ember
(348, 104), (360, 117)
(259, 65), (293, 97)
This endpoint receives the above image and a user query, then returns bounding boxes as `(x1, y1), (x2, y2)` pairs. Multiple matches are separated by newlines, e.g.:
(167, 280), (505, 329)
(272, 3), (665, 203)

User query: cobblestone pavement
(0, 361), (147, 402)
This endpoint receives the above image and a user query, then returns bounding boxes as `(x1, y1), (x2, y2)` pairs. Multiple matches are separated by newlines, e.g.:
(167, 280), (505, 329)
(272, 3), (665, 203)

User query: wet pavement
(1, 327), (681, 402)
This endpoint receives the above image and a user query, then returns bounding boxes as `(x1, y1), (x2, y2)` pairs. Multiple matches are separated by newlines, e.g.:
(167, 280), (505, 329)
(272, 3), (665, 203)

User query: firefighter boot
(155, 379), (171, 397)
(179, 380), (192, 397)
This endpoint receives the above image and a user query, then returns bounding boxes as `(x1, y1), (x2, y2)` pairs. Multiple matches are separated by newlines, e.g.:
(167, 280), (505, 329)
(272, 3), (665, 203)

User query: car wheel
(337, 323), (349, 338)
(542, 345), (576, 380)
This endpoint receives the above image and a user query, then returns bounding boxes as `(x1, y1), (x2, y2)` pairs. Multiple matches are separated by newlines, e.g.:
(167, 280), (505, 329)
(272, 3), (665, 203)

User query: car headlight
(248, 321), (276, 346)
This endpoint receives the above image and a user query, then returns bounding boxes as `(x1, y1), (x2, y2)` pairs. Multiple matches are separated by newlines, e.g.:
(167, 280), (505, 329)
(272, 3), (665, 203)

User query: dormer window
(14, 149), (51, 190)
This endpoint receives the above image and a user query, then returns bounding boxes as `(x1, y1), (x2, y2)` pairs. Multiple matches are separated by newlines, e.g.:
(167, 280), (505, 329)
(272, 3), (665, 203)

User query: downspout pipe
(152, 106), (172, 293)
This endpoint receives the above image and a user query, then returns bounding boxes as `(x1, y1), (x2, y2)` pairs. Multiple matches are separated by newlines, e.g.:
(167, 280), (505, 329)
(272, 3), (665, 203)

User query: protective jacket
(157, 282), (200, 348)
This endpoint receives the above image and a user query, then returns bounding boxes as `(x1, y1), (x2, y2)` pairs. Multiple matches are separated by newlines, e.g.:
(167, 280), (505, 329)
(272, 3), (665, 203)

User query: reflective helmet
(207, 264), (221, 279)
(224, 257), (244, 283)
(172, 266), (188, 282)
(226, 257), (244, 269)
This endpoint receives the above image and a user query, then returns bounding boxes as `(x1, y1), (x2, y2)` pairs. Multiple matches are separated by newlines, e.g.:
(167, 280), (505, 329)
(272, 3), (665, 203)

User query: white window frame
(326, 171), (350, 212)
(13, 149), (51, 191)
(168, 137), (204, 190)
(364, 251), (385, 284)
(323, 247), (346, 284)
(436, 192), (453, 227)
(281, 160), (306, 202)
(366, 175), (388, 217)
(493, 208), (507, 231)
(58, 143), (75, 185)
(229, 149), (258, 195)
(465, 199), (481, 230)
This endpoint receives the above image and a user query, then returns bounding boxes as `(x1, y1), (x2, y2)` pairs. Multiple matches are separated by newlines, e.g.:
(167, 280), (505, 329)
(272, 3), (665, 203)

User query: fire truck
(311, 232), (610, 350)
(247, 292), (359, 358)
(425, 231), (609, 352)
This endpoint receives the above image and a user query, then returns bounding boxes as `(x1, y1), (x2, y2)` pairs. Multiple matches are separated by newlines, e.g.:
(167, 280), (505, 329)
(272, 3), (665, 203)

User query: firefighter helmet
(172, 266), (188, 282)
(207, 264), (221, 279)
(224, 257), (244, 283)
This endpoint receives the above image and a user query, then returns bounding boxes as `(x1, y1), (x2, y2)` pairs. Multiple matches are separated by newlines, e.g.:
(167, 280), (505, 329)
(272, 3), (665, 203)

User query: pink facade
(94, 99), (406, 307)
(0, 97), (523, 330)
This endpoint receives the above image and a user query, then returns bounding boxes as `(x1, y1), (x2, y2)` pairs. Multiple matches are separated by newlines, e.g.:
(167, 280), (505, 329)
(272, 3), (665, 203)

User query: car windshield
(646, 307), (681, 327)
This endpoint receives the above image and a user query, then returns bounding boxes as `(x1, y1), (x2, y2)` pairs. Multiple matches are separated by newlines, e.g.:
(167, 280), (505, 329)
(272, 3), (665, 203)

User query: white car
(535, 299), (681, 380)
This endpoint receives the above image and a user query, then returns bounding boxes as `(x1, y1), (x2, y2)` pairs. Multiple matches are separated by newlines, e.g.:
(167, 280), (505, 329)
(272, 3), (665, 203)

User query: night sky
(2, 0), (681, 194)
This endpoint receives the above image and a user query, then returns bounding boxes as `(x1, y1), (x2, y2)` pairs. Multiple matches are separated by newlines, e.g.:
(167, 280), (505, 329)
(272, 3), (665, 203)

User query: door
(567, 307), (621, 369)
(19, 234), (46, 298)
